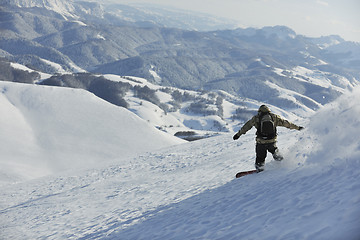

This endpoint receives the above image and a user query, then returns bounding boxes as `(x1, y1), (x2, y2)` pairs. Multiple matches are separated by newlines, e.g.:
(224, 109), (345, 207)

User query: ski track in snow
(1, 84), (360, 239)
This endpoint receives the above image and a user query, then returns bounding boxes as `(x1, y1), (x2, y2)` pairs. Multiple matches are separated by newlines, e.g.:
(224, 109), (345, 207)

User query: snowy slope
(1, 83), (359, 239)
(0, 81), (183, 183)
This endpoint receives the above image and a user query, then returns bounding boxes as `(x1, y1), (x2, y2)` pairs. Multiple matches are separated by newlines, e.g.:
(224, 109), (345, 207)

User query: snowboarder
(233, 105), (303, 172)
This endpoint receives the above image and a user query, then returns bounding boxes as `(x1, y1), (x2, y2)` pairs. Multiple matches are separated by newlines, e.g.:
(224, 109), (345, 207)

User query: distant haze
(99, 0), (360, 42)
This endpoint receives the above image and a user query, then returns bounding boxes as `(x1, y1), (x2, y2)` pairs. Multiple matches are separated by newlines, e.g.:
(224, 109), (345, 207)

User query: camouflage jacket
(236, 113), (301, 144)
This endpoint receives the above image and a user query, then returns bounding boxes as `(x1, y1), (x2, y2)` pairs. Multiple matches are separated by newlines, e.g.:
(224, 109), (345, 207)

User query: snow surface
(1, 82), (360, 239)
(0, 81), (183, 183)
(149, 65), (162, 84)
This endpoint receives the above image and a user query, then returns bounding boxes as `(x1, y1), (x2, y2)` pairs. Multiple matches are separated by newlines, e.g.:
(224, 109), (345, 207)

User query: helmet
(258, 105), (270, 113)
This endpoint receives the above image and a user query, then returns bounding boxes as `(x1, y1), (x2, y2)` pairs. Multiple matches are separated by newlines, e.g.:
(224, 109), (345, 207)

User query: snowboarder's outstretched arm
(274, 114), (303, 130)
(233, 116), (256, 140)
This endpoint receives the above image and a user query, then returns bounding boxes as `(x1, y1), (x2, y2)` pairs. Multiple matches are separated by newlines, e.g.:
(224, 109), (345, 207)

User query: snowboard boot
(273, 149), (284, 161)
(255, 162), (265, 173)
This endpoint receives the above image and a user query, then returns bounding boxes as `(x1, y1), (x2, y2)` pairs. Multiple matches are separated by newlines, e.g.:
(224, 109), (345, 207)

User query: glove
(233, 133), (241, 140)
(298, 126), (304, 131)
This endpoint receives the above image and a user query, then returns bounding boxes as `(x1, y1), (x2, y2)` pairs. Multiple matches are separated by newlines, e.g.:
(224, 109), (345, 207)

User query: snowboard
(235, 169), (258, 178)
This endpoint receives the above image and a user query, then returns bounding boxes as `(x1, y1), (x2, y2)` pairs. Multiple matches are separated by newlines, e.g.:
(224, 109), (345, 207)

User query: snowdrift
(0, 85), (359, 239)
(0, 81), (183, 183)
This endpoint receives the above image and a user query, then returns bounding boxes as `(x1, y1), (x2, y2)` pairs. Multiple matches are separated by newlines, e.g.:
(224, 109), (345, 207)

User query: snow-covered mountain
(0, 0), (76, 18)
(1, 0), (359, 117)
(0, 60), (310, 140)
(1, 58), (357, 142)
(1, 0), (72, 9)
(1, 0), (358, 95)
(0, 81), (359, 239)
(0, 0), (237, 30)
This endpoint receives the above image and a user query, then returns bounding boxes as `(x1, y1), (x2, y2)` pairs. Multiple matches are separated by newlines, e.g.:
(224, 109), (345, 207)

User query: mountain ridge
(0, 0), (359, 117)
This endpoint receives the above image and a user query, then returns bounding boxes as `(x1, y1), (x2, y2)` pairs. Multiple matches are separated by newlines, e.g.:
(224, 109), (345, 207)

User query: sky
(103, 0), (360, 42)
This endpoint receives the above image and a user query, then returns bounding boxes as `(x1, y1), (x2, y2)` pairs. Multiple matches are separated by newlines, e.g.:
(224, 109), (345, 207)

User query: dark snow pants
(255, 142), (283, 171)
